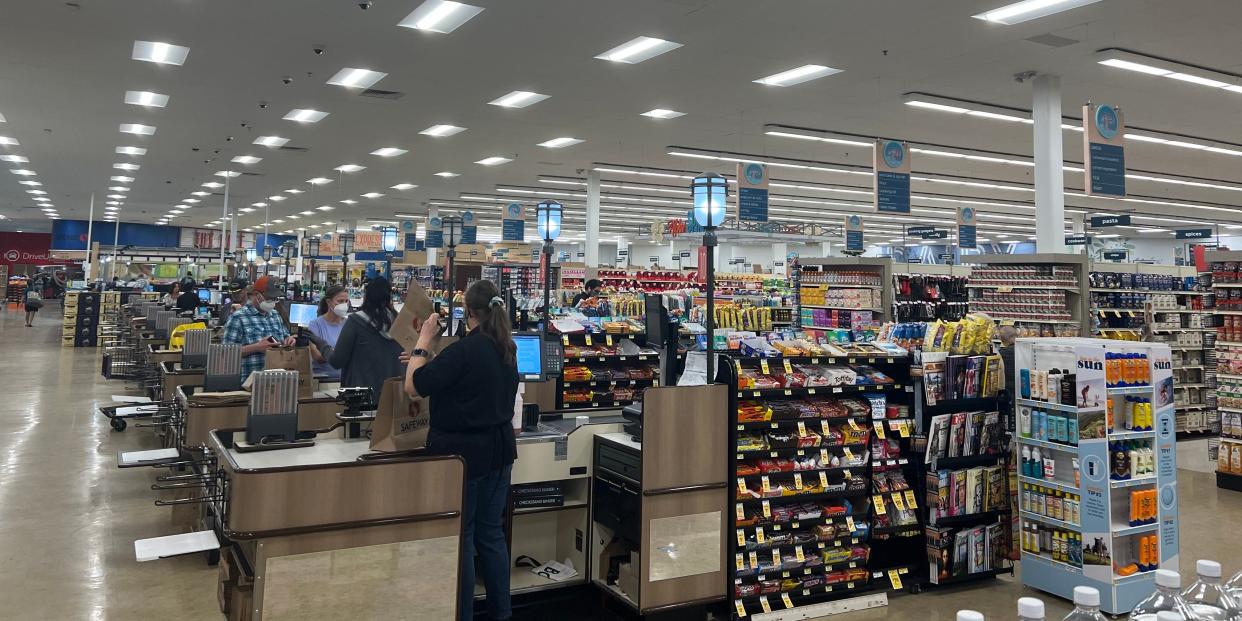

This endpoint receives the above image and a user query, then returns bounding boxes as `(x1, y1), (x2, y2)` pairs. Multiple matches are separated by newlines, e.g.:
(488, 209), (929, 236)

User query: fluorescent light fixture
(109, 186), (130, 192)
(113, 163), (140, 171)
(435, 171), (459, 178)
(105, 201), (120, 206)
(972, 0), (1103, 24)
(283, 109), (329, 123)
(182, 198), (200, 204)
(370, 147), (408, 157)
(753, 64), (842, 87)
(0, 155), (28, 163)
(0, 137), (18, 146)
(268, 195), (287, 201)
(420, 124), (466, 138)
(595, 36), (682, 64)
(201, 181), (223, 188)
(300, 210), (315, 216)
(398, 0), (484, 33)
(284, 189), (303, 194)
(215, 170), (241, 178)
(361, 192), (385, 198)
(116, 146), (146, 156)
(326, 67), (387, 89)
(119, 123), (156, 135)
(251, 202), (267, 207)
(334, 164), (366, 173)
(1167, 72), (1231, 88)
(231, 155), (262, 164)
(124, 90), (169, 107)
(272, 219), (284, 224)
(131, 40), (190, 66)
(488, 90), (549, 109)
(253, 135), (289, 148)
(317, 205), (334, 211)
(539, 137), (584, 149)
(1137, 228), (1170, 233)
(110, 175), (134, 182)
(27, 189), (47, 195)
(18, 180), (40, 186)
(1098, 58), (1170, 75)
(238, 208), (253, 213)
(391, 183), (418, 190)
(475, 156), (512, 166)
(340, 199), (358, 205)
(307, 177), (332, 185)
(107, 194), (125, 199)
(1096, 233), (1121, 238)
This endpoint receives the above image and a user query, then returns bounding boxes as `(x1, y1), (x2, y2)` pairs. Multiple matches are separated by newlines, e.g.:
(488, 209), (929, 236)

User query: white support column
(772, 242), (788, 276)
(84, 194), (95, 281)
(821, 241), (833, 258)
(586, 170), (601, 267)
(1033, 74), (1066, 254)
(426, 207), (438, 265)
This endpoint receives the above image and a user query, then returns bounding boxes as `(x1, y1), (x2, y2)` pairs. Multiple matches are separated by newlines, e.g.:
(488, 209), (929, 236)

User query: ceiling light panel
(538, 137), (584, 149)
(595, 36), (682, 64)
(18, 180), (40, 186)
(397, 0), (484, 34)
(0, 137), (19, 146)
(475, 156), (512, 166)
(110, 175), (134, 182)
(435, 171), (459, 178)
(123, 90), (169, 107)
(754, 64), (843, 87)
(361, 192), (385, 199)
(285, 189), (303, 194)
(326, 68), (387, 89)
(202, 181), (223, 188)
(420, 124), (466, 137)
(488, 90), (549, 108)
(119, 123), (156, 135)
(254, 136), (289, 148)
(191, 191), (210, 196)
(370, 147), (408, 157)
(268, 195), (287, 201)
(307, 177), (332, 185)
(113, 163), (140, 171)
(0, 155), (28, 163)
(391, 183), (418, 190)
(972, 0), (1103, 24)
(131, 40), (190, 66)
(231, 155), (262, 164)
(339, 199), (357, 205)
(108, 186), (130, 192)
(334, 164), (366, 173)
(1096, 49), (1242, 96)
(283, 109), (329, 123)
(116, 146), (146, 156)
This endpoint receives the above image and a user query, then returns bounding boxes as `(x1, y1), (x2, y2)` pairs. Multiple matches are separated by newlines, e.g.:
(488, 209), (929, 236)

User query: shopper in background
(404, 279), (519, 621)
(572, 278), (602, 306)
(132, 273), (149, 292)
(221, 275), (296, 381)
(161, 282), (181, 307)
(305, 285), (348, 380)
(175, 280), (200, 313)
(329, 277), (404, 401)
(22, 277), (43, 327)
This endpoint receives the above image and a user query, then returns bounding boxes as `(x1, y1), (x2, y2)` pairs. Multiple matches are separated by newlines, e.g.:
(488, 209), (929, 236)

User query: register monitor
(287, 303), (317, 327)
(197, 288), (211, 303)
(513, 333), (545, 382)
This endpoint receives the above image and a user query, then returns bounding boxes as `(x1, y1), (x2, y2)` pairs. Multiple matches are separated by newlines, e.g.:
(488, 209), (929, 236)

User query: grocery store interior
(6, 1), (1242, 620)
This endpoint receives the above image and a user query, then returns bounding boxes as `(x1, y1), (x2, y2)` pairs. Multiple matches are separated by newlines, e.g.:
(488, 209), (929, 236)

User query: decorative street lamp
(442, 215), (464, 332)
(536, 199), (563, 324)
(379, 225), (398, 281)
(691, 172), (727, 386)
(339, 232), (356, 288)
(261, 243), (274, 275)
(280, 240), (296, 294)
(306, 236), (321, 290)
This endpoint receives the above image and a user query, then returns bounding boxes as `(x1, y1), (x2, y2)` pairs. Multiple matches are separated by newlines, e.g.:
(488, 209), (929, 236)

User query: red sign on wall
(0, 232), (73, 266)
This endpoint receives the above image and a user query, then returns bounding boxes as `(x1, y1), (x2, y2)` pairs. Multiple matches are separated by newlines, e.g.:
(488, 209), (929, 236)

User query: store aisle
(1, 304), (1241, 621)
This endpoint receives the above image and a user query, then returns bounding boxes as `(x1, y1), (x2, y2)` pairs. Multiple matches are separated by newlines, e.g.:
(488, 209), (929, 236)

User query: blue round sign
(429, 216), (441, 229)
(400, 220), (414, 231)
(962, 207), (975, 223)
(744, 163), (764, 185)
(462, 211), (475, 225)
(848, 215), (862, 227)
(507, 203), (522, 218)
(882, 140), (905, 169)
(1095, 104), (1119, 140)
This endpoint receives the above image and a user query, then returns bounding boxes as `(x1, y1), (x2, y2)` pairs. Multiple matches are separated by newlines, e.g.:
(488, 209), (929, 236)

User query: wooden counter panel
(640, 384), (728, 492)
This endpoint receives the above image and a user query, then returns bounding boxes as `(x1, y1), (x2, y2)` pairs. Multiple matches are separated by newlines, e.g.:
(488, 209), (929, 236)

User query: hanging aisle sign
(425, 215), (444, 248)
(873, 139), (911, 214)
(957, 206), (977, 249)
(844, 215), (864, 252)
(1083, 102), (1126, 197)
(1176, 229), (1213, 240)
(1089, 215), (1130, 228)
(736, 162), (769, 222)
(1102, 250), (1127, 261)
(1065, 235), (1091, 246)
(906, 225), (936, 237)
(457, 211), (474, 244)
(501, 203), (525, 241)
(401, 219), (419, 250)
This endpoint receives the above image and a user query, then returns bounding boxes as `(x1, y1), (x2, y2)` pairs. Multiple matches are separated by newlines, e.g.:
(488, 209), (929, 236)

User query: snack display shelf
(735, 415), (869, 430)
(870, 524), (921, 536)
(562, 378), (656, 388)
(737, 537), (868, 556)
(736, 383), (907, 399)
(736, 442), (871, 460)
(801, 304), (883, 312)
(738, 511), (870, 534)
(734, 353), (908, 363)
(734, 577), (871, 616)
(735, 489), (870, 505)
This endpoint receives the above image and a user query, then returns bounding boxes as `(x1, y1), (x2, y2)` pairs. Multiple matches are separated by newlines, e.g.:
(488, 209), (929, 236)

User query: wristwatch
(411, 348), (432, 358)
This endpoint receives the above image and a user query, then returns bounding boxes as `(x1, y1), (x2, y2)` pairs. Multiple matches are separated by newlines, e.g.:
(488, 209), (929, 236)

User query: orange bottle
(1138, 534), (1150, 567)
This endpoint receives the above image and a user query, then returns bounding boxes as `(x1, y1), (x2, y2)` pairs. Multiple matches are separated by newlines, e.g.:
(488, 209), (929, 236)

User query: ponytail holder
(489, 295), (504, 308)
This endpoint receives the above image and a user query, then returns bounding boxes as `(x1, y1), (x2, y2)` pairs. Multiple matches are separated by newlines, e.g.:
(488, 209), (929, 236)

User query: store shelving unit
(557, 327), (659, 410)
(797, 258), (893, 333)
(892, 264), (971, 323)
(727, 348), (920, 617)
(483, 262), (558, 299)
(1208, 251), (1242, 489)
(1015, 338), (1179, 615)
(960, 254), (1090, 337)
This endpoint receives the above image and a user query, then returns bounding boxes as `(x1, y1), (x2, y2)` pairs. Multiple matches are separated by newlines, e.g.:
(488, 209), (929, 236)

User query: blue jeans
(459, 463), (512, 620)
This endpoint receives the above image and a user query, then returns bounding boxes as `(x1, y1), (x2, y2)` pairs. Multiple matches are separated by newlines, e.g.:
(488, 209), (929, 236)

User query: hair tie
(489, 295), (504, 308)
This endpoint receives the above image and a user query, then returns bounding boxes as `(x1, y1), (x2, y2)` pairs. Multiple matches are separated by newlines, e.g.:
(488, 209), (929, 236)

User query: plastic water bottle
(959, 611), (985, 621)
(1181, 560), (1242, 621)
(1019, 597), (1045, 621)
(1131, 569), (1193, 621)
(1062, 586), (1107, 621)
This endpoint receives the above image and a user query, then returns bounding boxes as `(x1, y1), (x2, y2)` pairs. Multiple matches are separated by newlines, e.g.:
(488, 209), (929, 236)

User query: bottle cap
(1017, 597), (1044, 619)
(1156, 613), (1182, 621)
(1073, 586), (1100, 607)
(956, 611), (984, 621)
(1154, 568), (1180, 588)
(1198, 559), (1222, 578)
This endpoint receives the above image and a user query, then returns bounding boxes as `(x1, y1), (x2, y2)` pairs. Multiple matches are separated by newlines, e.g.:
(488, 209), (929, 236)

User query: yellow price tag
(820, 448), (830, 464)
(844, 468), (852, 480)
(736, 503), (745, 521)
(873, 420), (886, 438)
(846, 516), (856, 532)
(737, 529), (746, 547)
(873, 495), (887, 515)
(848, 418), (861, 431)
(561, 334), (569, 346)
(738, 477), (748, 495)
(892, 493), (907, 512)
(811, 358), (819, 364)
(898, 421), (911, 438)
(760, 596), (772, 614)
(843, 447), (854, 462)
(821, 420), (831, 436)
(736, 554), (746, 571)
(888, 569), (903, 590)
(797, 421), (807, 437)
(735, 600), (748, 618)
(793, 473), (803, 490)
(762, 500), (771, 518)
(771, 548), (782, 568)
(735, 360), (743, 376)
(760, 476), (771, 494)
(749, 551), (759, 569)
(781, 593), (794, 609)
(795, 545), (805, 563)
(904, 489), (918, 509)
(760, 359), (770, 375)
(606, 334), (613, 347)
(783, 359), (793, 374)
(819, 471), (828, 488)
(585, 334), (593, 346)
(755, 527), (766, 545)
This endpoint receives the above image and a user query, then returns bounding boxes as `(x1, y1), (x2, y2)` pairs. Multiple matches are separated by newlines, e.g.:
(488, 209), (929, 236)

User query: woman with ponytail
(404, 279), (518, 621)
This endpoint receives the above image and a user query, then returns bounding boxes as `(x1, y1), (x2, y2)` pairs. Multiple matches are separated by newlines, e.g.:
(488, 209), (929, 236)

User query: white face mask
(259, 300), (278, 312)
(332, 302), (349, 318)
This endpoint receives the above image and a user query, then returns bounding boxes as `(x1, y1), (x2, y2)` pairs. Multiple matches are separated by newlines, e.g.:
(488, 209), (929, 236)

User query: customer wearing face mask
(221, 275), (297, 381)
(329, 277), (405, 402)
(305, 285), (348, 380)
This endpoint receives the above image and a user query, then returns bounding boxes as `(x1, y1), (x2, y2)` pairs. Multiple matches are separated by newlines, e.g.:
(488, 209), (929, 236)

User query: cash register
(621, 295), (679, 441)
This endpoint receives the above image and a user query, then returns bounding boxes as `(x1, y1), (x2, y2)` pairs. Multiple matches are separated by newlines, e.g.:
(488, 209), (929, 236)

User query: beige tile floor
(2, 304), (1241, 620)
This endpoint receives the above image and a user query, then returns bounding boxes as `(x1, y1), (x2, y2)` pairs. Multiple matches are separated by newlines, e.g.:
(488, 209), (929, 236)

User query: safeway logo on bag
(399, 401), (429, 434)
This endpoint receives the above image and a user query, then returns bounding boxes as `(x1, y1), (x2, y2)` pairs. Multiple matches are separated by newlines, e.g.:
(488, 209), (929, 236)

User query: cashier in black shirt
(571, 278), (602, 307)
(403, 279), (518, 621)
(175, 281), (201, 313)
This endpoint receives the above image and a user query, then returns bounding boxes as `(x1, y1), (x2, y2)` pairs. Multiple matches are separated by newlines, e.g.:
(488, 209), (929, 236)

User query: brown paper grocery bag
(263, 346), (314, 399)
(370, 377), (430, 452)
(389, 280), (437, 352)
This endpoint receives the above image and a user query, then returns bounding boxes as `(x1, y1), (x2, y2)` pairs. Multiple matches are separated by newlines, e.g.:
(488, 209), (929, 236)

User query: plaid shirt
(221, 304), (290, 379)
